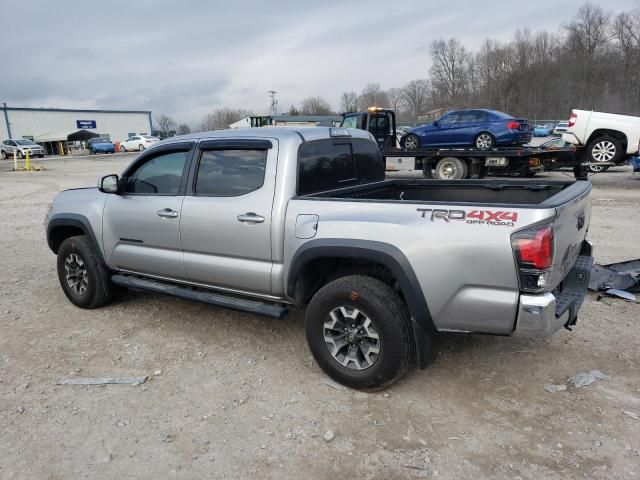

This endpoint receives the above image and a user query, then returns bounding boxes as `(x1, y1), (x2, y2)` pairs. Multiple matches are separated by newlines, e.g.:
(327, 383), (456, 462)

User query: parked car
(401, 109), (531, 150)
(562, 109), (640, 173)
(1, 138), (45, 159)
(87, 138), (115, 155)
(552, 121), (569, 135)
(532, 123), (555, 137)
(120, 135), (159, 152)
(45, 126), (593, 389)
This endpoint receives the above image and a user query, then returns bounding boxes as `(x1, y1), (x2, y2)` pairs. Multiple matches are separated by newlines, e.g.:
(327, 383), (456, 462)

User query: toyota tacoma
(45, 127), (593, 389)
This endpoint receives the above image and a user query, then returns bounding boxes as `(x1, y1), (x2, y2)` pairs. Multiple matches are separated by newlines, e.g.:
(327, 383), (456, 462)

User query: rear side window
(195, 149), (267, 196)
(297, 139), (384, 195)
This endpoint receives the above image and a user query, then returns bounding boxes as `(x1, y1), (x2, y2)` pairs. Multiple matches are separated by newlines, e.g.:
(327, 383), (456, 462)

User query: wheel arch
(287, 239), (437, 368)
(587, 129), (628, 150)
(47, 214), (107, 267)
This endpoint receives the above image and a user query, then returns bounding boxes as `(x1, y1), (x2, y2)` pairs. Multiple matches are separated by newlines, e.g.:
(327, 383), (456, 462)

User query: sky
(2, 0), (638, 126)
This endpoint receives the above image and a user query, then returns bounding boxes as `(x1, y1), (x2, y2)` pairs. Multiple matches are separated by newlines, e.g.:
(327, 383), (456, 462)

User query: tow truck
(340, 108), (591, 180)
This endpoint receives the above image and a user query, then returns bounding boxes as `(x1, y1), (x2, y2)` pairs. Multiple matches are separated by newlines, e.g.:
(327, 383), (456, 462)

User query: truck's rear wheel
(435, 157), (468, 180)
(586, 135), (622, 172)
(57, 235), (112, 309)
(305, 275), (413, 390)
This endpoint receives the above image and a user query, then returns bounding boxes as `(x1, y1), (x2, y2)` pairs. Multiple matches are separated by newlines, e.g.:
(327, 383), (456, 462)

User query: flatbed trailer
(380, 145), (589, 178)
(341, 107), (603, 180)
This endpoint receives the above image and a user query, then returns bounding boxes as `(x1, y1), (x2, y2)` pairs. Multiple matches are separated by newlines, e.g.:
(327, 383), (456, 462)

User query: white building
(1, 105), (153, 154)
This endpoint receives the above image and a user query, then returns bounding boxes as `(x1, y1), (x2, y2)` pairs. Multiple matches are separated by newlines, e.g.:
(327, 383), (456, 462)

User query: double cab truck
(45, 127), (593, 389)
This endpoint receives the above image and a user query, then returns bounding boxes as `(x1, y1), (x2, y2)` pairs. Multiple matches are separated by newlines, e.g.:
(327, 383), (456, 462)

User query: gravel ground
(1, 155), (639, 479)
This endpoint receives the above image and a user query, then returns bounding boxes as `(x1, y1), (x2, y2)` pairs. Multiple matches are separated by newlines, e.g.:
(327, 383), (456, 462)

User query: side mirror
(433, 120), (440, 127)
(98, 174), (119, 194)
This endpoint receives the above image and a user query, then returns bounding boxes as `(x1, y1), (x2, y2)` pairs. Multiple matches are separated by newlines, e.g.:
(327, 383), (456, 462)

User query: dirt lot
(1, 155), (639, 479)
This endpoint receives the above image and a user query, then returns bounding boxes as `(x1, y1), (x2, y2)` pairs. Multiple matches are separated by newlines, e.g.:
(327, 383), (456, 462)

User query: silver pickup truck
(45, 127), (593, 389)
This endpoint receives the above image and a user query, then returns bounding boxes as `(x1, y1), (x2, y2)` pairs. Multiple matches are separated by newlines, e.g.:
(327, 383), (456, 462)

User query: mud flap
(412, 318), (438, 369)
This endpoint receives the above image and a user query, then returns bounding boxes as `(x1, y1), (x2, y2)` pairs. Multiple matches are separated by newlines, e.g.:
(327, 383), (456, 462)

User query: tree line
(155, 2), (639, 134)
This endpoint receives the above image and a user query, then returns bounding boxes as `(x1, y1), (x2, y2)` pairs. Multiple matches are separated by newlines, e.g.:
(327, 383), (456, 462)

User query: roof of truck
(157, 126), (374, 145)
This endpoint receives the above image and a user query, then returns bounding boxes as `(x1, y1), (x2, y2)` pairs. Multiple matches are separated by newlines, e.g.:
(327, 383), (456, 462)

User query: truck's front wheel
(57, 235), (112, 309)
(305, 275), (413, 390)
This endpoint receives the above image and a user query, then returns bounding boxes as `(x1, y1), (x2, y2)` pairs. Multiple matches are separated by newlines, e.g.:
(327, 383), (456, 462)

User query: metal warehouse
(1, 104), (152, 155)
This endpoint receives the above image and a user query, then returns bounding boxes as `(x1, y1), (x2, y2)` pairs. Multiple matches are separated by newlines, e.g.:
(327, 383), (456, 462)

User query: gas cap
(295, 214), (319, 239)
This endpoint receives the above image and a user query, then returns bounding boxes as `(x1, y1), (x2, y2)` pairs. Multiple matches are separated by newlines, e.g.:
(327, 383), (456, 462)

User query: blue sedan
(401, 109), (531, 150)
(88, 138), (115, 154)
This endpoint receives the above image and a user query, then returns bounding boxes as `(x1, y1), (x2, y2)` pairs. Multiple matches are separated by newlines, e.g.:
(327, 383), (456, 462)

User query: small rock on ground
(323, 430), (335, 442)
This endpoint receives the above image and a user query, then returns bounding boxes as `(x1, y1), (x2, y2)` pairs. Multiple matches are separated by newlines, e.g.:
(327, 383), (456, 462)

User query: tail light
(511, 224), (554, 292)
(507, 121), (521, 130)
(568, 112), (577, 127)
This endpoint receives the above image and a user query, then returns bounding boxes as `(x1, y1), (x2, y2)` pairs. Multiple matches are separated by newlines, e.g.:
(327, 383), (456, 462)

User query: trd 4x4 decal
(417, 208), (518, 226)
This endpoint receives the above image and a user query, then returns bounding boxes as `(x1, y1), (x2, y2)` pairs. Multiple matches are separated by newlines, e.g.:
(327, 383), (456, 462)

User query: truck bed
(300, 179), (586, 207)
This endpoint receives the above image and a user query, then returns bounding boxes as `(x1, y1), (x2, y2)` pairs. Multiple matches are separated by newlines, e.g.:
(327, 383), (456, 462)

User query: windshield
(15, 139), (35, 145)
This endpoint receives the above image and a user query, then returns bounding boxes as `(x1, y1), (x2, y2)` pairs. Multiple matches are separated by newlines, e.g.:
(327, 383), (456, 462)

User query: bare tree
(340, 91), (359, 112)
(357, 83), (389, 109)
(402, 79), (430, 119)
(200, 108), (251, 131)
(299, 96), (333, 115)
(155, 114), (176, 135)
(430, 38), (471, 105)
(386, 87), (405, 112)
(288, 105), (300, 115)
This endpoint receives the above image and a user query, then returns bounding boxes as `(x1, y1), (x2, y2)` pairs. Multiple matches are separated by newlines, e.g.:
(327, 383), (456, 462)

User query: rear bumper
(514, 241), (593, 338)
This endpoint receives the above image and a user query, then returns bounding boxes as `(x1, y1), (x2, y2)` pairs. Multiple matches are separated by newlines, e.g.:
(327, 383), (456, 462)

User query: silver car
(1, 138), (45, 159)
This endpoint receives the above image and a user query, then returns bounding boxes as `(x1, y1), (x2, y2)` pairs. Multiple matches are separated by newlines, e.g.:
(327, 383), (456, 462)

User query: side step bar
(111, 274), (288, 319)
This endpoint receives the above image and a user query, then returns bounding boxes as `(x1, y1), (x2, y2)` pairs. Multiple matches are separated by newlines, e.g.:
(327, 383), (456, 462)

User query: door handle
(157, 208), (178, 218)
(237, 212), (265, 224)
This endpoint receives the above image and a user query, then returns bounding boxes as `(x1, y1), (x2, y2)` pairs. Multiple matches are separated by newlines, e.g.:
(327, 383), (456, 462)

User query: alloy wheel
(323, 306), (380, 370)
(476, 133), (493, 150)
(591, 140), (616, 162)
(64, 253), (89, 296)
(403, 135), (419, 150)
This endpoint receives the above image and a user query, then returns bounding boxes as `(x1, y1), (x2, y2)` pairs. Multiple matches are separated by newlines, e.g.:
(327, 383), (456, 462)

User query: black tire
(57, 235), (112, 309)
(39, 154), (45, 158)
(434, 157), (468, 180)
(17, 151), (23, 159)
(138, 144), (145, 151)
(474, 132), (494, 150)
(402, 134), (420, 150)
(305, 275), (414, 390)
(0, 150), (6, 160)
(120, 145), (127, 153)
(586, 135), (622, 173)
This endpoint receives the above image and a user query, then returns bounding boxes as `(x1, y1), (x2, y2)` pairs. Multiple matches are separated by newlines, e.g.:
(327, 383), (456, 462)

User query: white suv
(120, 135), (159, 152)
(562, 109), (640, 172)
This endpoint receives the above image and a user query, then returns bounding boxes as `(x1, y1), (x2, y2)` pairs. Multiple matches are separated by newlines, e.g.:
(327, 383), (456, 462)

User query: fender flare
(287, 239), (437, 367)
(47, 213), (107, 267)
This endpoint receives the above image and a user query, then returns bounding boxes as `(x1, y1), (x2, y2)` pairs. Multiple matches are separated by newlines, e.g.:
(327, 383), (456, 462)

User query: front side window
(125, 151), (188, 195)
(195, 149), (267, 197)
(341, 116), (358, 129)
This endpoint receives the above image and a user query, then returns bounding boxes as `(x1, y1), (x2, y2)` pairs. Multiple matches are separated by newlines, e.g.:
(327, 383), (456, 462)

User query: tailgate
(543, 181), (592, 289)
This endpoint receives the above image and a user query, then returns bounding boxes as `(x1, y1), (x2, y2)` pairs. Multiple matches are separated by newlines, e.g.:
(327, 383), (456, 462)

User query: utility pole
(268, 91), (278, 116)
(2, 102), (12, 139)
